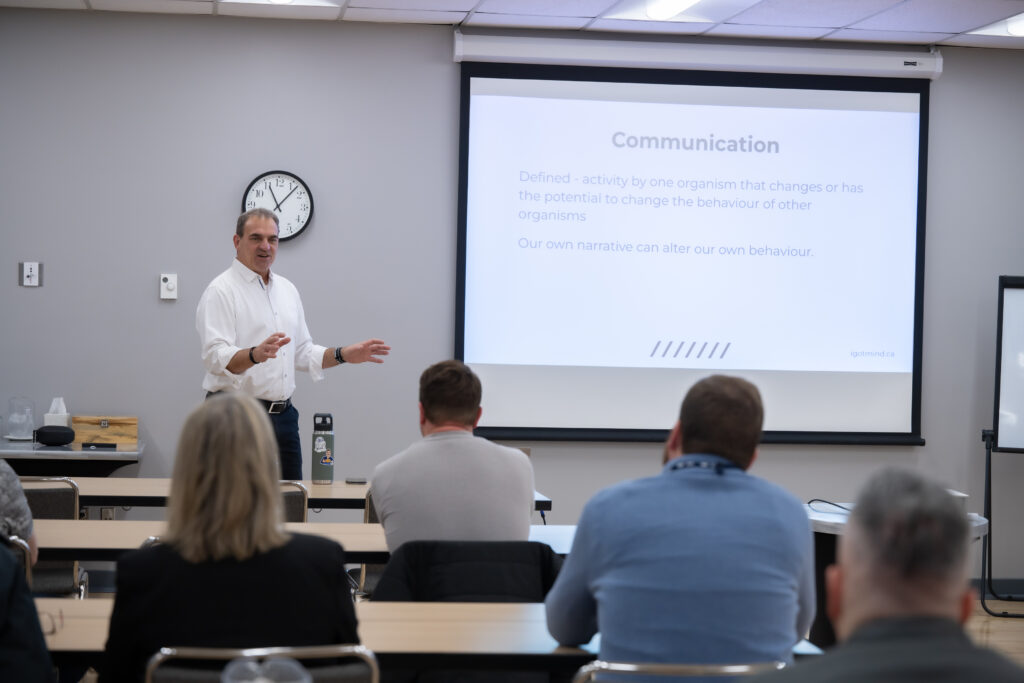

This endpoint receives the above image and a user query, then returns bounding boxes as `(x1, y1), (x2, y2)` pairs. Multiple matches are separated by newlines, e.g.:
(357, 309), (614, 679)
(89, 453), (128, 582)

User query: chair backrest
(20, 477), (79, 519)
(20, 477), (86, 597)
(2, 534), (32, 586)
(572, 660), (786, 682)
(145, 643), (378, 683)
(372, 540), (563, 603)
(364, 491), (378, 524)
(348, 491), (384, 598)
(281, 481), (309, 523)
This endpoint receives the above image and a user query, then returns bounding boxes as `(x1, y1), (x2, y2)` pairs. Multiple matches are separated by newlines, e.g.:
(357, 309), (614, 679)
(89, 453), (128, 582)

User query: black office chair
(281, 480), (310, 523)
(145, 643), (378, 683)
(20, 476), (88, 598)
(347, 490), (385, 598)
(1, 534), (32, 586)
(372, 540), (562, 603)
(373, 540), (563, 683)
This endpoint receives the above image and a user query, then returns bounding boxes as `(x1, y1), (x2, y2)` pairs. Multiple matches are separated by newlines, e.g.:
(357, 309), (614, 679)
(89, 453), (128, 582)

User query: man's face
(234, 216), (278, 277)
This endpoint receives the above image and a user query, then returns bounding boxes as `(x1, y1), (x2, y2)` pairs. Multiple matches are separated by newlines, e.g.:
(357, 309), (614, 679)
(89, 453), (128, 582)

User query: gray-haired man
(754, 467), (1024, 683)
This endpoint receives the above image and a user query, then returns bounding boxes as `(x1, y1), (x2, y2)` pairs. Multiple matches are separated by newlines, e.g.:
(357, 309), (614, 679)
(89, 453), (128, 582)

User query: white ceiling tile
(476, 0), (616, 16)
(586, 17), (711, 34)
(218, 2), (340, 19)
(0, 0), (86, 8)
(822, 28), (955, 45)
(92, 0), (211, 13)
(342, 7), (466, 22)
(940, 33), (1024, 49)
(851, 0), (1024, 34)
(604, 0), (760, 23)
(727, 0), (903, 29)
(706, 22), (833, 39)
(464, 13), (592, 29)
(347, 0), (476, 10)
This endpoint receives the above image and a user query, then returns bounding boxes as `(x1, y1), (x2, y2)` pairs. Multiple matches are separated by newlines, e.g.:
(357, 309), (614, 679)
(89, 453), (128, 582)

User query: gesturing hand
(340, 339), (391, 364)
(253, 332), (292, 363)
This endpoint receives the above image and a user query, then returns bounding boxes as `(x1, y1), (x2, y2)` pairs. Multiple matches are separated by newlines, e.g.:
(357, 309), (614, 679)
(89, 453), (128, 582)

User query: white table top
(805, 502), (988, 539)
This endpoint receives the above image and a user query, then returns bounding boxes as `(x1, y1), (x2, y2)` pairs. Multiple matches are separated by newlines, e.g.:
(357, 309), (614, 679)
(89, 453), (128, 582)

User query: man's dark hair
(236, 208), (279, 237)
(419, 360), (482, 426)
(851, 467), (968, 584)
(680, 374), (763, 468)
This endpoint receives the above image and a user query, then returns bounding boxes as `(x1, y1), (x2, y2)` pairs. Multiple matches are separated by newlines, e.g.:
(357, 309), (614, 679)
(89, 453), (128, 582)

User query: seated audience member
(752, 467), (1024, 683)
(0, 544), (54, 681)
(370, 360), (534, 552)
(101, 393), (358, 682)
(0, 459), (38, 566)
(545, 375), (814, 666)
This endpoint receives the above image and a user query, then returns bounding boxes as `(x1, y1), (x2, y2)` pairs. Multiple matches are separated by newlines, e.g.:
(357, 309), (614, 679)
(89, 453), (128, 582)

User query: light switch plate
(19, 262), (42, 287)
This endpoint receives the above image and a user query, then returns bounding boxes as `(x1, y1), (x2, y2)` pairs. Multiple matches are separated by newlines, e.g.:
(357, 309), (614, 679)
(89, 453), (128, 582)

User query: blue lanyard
(669, 458), (741, 476)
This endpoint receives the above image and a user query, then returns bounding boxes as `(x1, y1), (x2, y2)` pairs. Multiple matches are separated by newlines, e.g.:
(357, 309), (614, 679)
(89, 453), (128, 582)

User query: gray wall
(3, 9), (1024, 574)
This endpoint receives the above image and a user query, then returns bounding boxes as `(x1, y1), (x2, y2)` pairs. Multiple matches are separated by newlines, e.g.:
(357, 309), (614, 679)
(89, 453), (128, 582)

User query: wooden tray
(71, 416), (138, 449)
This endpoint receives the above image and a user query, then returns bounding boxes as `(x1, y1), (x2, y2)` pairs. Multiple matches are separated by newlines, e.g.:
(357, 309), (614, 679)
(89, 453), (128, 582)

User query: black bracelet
(249, 347), (259, 364)
(335, 346), (346, 364)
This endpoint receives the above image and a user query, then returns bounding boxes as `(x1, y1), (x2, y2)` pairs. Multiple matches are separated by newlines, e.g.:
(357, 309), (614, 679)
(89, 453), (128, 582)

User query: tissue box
(72, 416), (138, 449)
(44, 413), (72, 427)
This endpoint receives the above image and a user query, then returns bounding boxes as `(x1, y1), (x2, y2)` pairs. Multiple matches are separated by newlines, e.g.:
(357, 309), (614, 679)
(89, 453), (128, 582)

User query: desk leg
(809, 531), (836, 649)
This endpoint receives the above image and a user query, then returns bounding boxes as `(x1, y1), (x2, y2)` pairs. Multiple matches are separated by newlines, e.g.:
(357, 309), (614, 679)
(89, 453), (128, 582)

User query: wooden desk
(0, 442), (141, 477)
(34, 520), (576, 564)
(37, 598), (596, 671)
(68, 477), (553, 512)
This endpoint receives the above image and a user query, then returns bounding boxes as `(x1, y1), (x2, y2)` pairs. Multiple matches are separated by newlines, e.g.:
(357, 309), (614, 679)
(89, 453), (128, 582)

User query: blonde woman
(101, 393), (358, 682)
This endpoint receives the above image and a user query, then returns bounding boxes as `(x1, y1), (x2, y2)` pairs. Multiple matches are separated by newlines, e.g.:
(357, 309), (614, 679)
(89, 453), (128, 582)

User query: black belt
(258, 398), (292, 415)
(206, 392), (291, 415)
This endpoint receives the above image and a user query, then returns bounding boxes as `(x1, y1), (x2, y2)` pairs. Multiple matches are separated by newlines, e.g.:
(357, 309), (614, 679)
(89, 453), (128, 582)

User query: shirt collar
(231, 258), (273, 285)
(847, 616), (966, 644)
(424, 430), (474, 442)
(662, 453), (739, 475)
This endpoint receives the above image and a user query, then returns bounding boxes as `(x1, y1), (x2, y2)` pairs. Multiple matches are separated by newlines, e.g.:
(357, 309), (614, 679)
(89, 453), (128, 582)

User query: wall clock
(242, 170), (314, 241)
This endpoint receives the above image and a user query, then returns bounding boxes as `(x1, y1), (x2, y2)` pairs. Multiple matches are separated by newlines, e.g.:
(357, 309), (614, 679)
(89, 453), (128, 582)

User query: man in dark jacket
(0, 544), (55, 681)
(754, 467), (1024, 683)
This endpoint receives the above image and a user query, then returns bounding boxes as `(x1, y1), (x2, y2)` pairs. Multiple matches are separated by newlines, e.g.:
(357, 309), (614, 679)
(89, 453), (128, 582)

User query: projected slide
(459, 67), (925, 439)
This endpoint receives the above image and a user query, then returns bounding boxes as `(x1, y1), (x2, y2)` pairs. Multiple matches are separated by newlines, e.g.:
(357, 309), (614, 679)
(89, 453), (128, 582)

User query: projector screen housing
(456, 61), (927, 445)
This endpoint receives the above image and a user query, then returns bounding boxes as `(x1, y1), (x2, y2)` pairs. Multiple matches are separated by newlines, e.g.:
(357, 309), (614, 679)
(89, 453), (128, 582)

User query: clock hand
(267, 185), (283, 212)
(277, 185), (299, 207)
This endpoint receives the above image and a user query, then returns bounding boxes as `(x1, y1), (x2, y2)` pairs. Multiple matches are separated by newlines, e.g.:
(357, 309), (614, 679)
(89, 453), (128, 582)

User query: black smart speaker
(34, 426), (75, 447)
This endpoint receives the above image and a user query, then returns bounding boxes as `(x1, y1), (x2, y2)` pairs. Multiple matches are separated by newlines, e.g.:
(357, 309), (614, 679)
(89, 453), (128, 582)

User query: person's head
(665, 374), (763, 468)
(234, 208), (279, 279)
(418, 360), (483, 433)
(165, 393), (288, 563)
(827, 467), (972, 641)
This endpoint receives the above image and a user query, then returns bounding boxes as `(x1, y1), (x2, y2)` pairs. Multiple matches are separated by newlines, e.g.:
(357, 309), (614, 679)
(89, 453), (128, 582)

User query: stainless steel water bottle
(311, 413), (335, 484)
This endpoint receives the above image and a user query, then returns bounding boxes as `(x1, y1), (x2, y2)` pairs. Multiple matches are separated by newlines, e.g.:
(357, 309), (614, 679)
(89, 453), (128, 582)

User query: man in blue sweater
(545, 374), (814, 667)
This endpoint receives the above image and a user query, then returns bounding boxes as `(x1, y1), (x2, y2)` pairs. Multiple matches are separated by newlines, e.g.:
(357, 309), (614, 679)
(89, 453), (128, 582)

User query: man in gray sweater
(370, 360), (534, 552)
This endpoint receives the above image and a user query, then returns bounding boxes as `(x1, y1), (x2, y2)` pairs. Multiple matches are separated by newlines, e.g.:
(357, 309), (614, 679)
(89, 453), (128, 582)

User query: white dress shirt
(196, 258), (326, 401)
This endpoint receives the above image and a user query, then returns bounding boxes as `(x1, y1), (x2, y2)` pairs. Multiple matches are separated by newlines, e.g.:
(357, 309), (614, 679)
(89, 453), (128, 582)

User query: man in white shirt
(196, 208), (389, 479)
(369, 360), (534, 551)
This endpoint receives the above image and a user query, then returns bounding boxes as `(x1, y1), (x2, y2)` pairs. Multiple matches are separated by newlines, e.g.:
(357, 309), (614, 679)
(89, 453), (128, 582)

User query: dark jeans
(271, 403), (302, 480)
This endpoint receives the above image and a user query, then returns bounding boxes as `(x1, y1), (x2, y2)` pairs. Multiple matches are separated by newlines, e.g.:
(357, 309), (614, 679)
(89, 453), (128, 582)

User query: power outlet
(100, 507), (114, 521)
